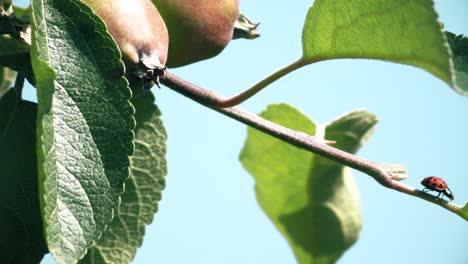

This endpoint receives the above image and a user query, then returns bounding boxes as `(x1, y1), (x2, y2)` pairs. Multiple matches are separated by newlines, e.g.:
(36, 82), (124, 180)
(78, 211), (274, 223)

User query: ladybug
(421, 176), (454, 201)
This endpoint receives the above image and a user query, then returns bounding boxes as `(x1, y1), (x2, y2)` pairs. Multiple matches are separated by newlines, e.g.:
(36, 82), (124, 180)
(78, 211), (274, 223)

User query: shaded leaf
(445, 32), (468, 94)
(30, 0), (134, 262)
(240, 104), (378, 264)
(0, 35), (32, 76)
(0, 2), (31, 74)
(13, 5), (31, 22)
(0, 89), (47, 263)
(81, 93), (167, 264)
(301, 0), (459, 95)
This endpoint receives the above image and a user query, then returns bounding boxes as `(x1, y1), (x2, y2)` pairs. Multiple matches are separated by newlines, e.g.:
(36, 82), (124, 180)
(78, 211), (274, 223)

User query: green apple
(82, 0), (169, 78)
(154, 0), (239, 67)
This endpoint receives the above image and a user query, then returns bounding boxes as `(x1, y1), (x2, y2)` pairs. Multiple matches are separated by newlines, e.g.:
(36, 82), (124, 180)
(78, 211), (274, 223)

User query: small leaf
(301, 0), (458, 95)
(81, 93), (167, 264)
(380, 163), (407, 181)
(30, 0), (134, 263)
(0, 66), (17, 97)
(240, 104), (378, 264)
(460, 203), (468, 221)
(0, 89), (48, 263)
(445, 32), (468, 95)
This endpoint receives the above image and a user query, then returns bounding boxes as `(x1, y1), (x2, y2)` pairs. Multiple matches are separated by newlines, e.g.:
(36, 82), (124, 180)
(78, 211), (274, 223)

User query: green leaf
(240, 104), (378, 264)
(460, 203), (468, 221)
(301, 0), (458, 95)
(0, 66), (17, 98)
(30, 0), (134, 263)
(13, 5), (31, 22)
(445, 32), (468, 94)
(81, 93), (167, 264)
(0, 89), (48, 263)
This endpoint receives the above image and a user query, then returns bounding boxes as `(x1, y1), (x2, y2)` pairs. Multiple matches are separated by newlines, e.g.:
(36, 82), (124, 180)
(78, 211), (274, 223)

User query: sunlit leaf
(301, 0), (460, 95)
(30, 0), (134, 262)
(81, 93), (167, 264)
(445, 32), (468, 94)
(240, 104), (378, 264)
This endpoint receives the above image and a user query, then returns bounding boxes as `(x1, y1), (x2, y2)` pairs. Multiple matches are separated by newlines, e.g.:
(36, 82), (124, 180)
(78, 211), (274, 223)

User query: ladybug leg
(440, 193), (447, 201)
(422, 188), (432, 193)
(436, 192), (447, 201)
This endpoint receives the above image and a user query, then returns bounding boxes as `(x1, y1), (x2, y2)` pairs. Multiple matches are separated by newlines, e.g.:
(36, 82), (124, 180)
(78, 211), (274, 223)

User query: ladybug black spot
(431, 183), (436, 187)
(439, 184), (444, 188)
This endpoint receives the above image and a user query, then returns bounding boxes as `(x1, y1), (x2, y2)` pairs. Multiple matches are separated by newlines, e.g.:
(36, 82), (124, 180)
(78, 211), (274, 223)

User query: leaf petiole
(180, 59), (307, 108)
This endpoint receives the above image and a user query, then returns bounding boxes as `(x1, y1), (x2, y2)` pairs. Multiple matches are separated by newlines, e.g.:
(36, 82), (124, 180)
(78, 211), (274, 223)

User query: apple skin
(82, 0), (169, 76)
(154, 0), (239, 67)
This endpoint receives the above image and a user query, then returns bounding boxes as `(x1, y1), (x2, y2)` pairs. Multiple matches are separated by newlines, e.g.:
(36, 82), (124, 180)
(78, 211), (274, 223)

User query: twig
(159, 71), (467, 221)
(390, 181), (465, 219)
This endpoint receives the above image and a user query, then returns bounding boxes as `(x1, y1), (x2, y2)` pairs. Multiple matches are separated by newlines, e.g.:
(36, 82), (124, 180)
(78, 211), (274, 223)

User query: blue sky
(14, 0), (468, 263)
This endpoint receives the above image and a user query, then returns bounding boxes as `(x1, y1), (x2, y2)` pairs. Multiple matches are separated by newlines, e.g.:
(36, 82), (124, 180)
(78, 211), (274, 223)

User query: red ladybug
(421, 176), (454, 201)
